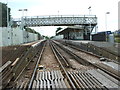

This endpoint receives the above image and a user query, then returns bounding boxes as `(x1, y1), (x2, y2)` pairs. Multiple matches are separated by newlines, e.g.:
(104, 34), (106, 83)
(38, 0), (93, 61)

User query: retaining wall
(0, 27), (38, 46)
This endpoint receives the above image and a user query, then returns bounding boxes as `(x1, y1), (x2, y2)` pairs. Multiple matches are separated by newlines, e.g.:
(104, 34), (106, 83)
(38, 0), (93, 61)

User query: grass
(114, 37), (120, 43)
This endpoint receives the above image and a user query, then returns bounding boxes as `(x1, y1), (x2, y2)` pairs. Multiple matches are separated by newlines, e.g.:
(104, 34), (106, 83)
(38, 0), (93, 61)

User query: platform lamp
(88, 6), (92, 40)
(58, 10), (59, 17)
(18, 9), (28, 17)
(105, 12), (110, 42)
(105, 12), (110, 31)
(88, 6), (91, 15)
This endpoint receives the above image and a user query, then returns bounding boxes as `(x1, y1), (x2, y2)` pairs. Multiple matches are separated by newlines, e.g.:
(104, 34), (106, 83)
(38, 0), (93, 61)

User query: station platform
(57, 39), (119, 61)
(74, 40), (119, 54)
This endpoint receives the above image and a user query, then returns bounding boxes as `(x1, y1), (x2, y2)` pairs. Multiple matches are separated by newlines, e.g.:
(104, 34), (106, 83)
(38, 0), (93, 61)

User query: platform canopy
(56, 26), (84, 35)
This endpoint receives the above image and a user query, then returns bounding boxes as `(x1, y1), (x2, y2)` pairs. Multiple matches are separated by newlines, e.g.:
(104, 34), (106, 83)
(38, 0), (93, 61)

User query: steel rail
(63, 41), (119, 64)
(50, 41), (76, 89)
(53, 40), (90, 66)
(27, 41), (47, 89)
(53, 40), (120, 81)
(14, 40), (46, 83)
(65, 44), (120, 80)
(3, 41), (45, 89)
(50, 42), (70, 67)
(1, 46), (31, 89)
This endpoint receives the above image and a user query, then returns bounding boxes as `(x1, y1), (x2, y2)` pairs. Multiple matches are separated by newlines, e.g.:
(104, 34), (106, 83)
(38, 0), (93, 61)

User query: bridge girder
(22, 15), (97, 27)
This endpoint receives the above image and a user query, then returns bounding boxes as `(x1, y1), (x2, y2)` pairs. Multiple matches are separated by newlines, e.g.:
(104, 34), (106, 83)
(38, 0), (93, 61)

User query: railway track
(1, 45), (31, 89)
(2, 40), (119, 89)
(28, 40), (76, 89)
(59, 40), (119, 64)
(1, 40), (46, 89)
(26, 40), (119, 89)
(53, 40), (120, 81)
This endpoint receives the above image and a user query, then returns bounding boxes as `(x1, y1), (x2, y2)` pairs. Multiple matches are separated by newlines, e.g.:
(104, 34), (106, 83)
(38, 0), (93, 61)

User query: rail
(50, 41), (76, 88)
(28, 41), (47, 89)
(53, 40), (120, 81)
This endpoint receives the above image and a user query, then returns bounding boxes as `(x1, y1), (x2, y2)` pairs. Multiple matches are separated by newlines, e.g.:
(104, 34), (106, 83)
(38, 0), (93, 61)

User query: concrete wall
(0, 27), (38, 46)
(108, 34), (114, 43)
(53, 35), (63, 40)
(0, 29), (2, 46)
(12, 28), (24, 45)
(34, 34), (38, 41)
(0, 27), (12, 46)
(23, 31), (28, 43)
(28, 33), (34, 42)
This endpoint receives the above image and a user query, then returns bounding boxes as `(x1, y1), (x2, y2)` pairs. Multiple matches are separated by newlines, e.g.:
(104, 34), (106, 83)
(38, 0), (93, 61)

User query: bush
(114, 37), (120, 43)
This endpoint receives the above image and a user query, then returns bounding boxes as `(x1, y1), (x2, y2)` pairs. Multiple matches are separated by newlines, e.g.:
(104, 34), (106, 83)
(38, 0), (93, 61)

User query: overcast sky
(0, 0), (119, 36)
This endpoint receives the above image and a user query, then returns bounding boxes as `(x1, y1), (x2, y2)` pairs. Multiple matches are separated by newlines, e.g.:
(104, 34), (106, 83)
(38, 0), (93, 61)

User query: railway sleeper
(67, 71), (110, 89)
(31, 70), (67, 89)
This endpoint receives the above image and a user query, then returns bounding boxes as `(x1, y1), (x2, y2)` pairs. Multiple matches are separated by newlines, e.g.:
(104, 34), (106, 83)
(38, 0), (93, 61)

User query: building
(0, 2), (11, 27)
(92, 31), (112, 41)
(56, 26), (91, 40)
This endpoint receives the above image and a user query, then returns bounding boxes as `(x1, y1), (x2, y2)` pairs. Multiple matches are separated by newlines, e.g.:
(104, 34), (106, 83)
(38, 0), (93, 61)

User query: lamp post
(88, 6), (91, 15)
(18, 9), (28, 17)
(105, 12), (110, 31)
(58, 10), (59, 17)
(105, 12), (110, 42)
(18, 9), (28, 30)
(88, 6), (92, 40)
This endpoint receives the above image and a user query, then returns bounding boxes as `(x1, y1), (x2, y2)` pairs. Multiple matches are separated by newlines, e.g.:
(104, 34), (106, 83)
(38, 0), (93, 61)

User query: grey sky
(0, 0), (119, 36)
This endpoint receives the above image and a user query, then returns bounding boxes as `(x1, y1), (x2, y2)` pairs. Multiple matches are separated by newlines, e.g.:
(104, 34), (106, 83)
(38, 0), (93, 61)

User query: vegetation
(114, 37), (120, 43)
(25, 27), (37, 33)
(11, 21), (19, 28)
(50, 36), (55, 39)
(56, 27), (62, 35)
(24, 27), (41, 39)
(114, 30), (120, 43)
(42, 35), (50, 39)
(0, 2), (11, 27)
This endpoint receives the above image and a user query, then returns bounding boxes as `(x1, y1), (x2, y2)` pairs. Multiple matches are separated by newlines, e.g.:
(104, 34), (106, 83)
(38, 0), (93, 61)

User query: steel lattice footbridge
(20, 15), (97, 27)
(14, 15), (97, 32)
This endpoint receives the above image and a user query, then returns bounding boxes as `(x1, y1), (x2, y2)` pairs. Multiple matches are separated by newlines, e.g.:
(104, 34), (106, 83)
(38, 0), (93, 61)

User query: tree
(0, 2), (11, 27)
(56, 27), (62, 32)
(25, 27), (41, 39)
(56, 27), (62, 35)
(25, 27), (41, 34)
(11, 21), (19, 28)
